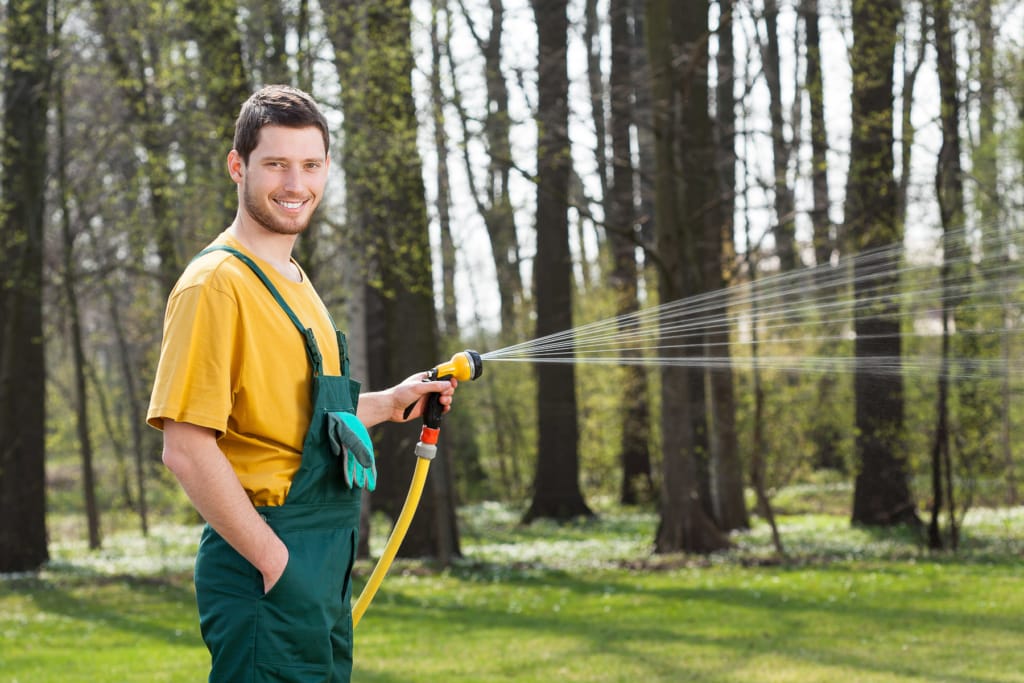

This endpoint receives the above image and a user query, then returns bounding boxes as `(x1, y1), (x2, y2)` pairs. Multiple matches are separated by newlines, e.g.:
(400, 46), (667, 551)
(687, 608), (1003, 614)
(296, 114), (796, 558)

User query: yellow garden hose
(351, 350), (483, 629)
(352, 455), (432, 629)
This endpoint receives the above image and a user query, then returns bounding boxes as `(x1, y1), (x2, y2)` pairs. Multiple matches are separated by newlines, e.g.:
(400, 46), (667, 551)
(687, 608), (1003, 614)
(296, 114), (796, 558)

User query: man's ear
(227, 149), (244, 183)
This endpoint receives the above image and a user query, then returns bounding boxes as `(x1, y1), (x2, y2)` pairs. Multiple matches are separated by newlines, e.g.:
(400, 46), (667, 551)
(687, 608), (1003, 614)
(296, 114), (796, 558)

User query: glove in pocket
(327, 411), (377, 491)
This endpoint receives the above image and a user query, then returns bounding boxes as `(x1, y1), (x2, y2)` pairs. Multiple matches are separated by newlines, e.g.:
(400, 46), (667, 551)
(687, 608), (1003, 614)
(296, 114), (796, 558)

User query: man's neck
(227, 219), (302, 282)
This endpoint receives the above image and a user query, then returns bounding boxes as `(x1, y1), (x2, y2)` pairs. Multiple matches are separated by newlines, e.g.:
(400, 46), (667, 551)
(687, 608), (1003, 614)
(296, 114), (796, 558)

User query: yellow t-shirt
(147, 232), (342, 506)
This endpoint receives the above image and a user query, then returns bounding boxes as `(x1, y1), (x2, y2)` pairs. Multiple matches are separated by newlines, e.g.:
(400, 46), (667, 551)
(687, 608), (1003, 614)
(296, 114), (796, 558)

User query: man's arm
(357, 372), (457, 428)
(161, 419), (288, 593)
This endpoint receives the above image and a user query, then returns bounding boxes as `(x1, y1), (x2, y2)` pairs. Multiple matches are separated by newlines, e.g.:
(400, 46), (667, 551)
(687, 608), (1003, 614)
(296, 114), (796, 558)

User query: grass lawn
(2, 501), (1022, 682)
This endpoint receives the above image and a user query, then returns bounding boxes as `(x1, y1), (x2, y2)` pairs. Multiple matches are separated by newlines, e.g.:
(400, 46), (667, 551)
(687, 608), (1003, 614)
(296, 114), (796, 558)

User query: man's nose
(282, 166), (303, 190)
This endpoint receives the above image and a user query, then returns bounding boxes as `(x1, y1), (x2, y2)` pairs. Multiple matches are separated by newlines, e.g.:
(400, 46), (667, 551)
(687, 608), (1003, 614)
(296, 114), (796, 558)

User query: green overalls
(192, 247), (363, 683)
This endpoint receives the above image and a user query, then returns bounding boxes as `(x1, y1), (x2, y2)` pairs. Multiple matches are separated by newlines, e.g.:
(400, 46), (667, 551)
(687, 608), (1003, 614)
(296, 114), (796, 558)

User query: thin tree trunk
(427, 3), (460, 559)
(802, 0), (831, 267)
(585, 0), (609, 205)
(896, 3), (928, 227)
(84, 358), (133, 509)
(432, 0), (458, 338)
(760, 0), (797, 273)
(105, 283), (150, 535)
(57, 64), (102, 550)
(744, 195), (785, 556)
(609, 0), (653, 505)
(706, 0), (748, 531)
(928, 303), (951, 550)
(801, 0), (844, 472)
(933, 0), (967, 550)
(631, 0), (657, 252)
(524, 0), (592, 523)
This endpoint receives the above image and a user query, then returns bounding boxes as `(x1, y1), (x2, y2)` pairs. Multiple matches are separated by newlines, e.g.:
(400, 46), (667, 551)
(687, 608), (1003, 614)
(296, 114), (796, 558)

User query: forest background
(1, 0), (1023, 574)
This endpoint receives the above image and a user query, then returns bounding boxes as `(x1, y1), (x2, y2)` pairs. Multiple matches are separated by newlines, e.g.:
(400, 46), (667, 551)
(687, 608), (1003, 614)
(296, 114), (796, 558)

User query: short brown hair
(232, 85), (330, 163)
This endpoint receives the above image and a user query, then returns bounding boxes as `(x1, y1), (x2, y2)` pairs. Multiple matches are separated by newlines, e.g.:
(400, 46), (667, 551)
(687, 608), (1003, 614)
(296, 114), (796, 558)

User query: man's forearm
(356, 387), (403, 428)
(357, 373), (457, 428)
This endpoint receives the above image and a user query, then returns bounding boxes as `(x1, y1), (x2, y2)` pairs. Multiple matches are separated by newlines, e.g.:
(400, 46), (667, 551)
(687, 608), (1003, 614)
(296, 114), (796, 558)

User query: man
(147, 84), (455, 682)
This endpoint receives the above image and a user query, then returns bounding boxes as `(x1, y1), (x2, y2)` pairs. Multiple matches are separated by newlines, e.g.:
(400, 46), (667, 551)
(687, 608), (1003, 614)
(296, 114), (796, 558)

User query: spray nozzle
(428, 350), (483, 383)
(402, 350), (483, 425)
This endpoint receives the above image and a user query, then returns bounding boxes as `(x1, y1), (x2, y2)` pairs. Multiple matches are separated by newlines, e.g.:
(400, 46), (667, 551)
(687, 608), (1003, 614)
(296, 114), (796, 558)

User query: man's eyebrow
(260, 155), (325, 163)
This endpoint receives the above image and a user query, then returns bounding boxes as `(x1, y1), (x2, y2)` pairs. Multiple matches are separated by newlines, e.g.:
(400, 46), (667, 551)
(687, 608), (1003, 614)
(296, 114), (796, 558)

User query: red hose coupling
(419, 426), (440, 445)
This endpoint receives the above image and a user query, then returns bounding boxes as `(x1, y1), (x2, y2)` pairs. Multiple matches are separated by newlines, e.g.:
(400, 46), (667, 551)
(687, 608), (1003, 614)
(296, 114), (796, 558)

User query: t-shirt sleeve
(146, 281), (239, 434)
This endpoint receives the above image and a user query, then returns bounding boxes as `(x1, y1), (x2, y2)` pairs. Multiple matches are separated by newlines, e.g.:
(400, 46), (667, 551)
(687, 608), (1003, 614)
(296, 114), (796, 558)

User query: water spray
(478, 224), (1024, 380)
(352, 350), (483, 629)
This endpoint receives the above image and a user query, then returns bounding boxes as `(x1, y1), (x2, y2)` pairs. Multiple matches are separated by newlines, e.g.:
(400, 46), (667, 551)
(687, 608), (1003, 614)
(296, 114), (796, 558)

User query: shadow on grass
(4, 570), (200, 649)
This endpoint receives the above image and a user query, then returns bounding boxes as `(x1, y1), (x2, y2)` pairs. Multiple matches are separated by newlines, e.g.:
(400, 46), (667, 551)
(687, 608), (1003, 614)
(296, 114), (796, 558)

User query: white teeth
(278, 200), (303, 209)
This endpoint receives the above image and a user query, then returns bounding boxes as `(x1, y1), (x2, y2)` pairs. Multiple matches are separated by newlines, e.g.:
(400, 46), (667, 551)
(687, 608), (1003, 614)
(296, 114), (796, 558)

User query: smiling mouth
(275, 199), (307, 210)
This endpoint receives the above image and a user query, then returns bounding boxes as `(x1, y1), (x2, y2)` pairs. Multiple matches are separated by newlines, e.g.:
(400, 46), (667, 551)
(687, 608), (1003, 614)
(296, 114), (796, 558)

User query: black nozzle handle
(421, 392), (445, 430)
(401, 366), (443, 422)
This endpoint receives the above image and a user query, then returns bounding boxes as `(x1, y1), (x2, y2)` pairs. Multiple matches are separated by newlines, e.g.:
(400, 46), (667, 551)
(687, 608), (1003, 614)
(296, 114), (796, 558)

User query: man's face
(230, 125), (329, 236)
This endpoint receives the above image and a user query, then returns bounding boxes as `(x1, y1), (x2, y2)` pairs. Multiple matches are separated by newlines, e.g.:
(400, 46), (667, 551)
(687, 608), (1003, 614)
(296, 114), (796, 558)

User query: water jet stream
(480, 225), (1024, 380)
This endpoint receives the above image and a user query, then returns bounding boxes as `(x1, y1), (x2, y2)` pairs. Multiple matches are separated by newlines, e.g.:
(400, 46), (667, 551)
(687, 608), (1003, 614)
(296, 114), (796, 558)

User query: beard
(242, 182), (316, 236)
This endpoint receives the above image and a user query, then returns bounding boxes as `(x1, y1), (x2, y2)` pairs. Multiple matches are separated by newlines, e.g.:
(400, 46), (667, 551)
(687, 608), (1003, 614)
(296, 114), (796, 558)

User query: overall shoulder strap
(196, 245), (325, 376)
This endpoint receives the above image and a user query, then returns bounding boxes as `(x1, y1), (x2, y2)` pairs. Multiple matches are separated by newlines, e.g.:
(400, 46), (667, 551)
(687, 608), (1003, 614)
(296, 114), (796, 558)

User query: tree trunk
(648, 0), (729, 554)
(803, 0), (831, 269)
(431, 0), (458, 338)
(745, 212), (785, 555)
(326, 0), (460, 560)
(631, 0), (657, 251)
(0, 0), (50, 572)
(57, 63), (102, 550)
(895, 4), (927, 227)
(801, 0), (844, 472)
(928, 313), (951, 551)
(608, 0), (654, 506)
(585, 0), (609, 206)
(523, 0), (593, 524)
(106, 283), (151, 534)
(760, 0), (798, 273)
(933, 0), (967, 550)
(707, 0), (748, 532)
(847, 0), (919, 528)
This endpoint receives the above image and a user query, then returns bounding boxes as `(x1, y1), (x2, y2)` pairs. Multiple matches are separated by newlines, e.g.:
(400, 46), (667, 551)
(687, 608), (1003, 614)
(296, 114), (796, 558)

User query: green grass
(2, 501), (1023, 682)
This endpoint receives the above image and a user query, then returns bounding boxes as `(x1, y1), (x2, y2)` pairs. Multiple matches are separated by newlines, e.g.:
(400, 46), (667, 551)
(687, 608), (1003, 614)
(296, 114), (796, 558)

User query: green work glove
(327, 411), (377, 491)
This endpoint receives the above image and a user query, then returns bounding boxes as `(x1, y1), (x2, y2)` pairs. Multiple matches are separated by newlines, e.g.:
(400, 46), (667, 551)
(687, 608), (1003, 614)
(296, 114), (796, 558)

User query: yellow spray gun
(351, 350), (483, 628)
